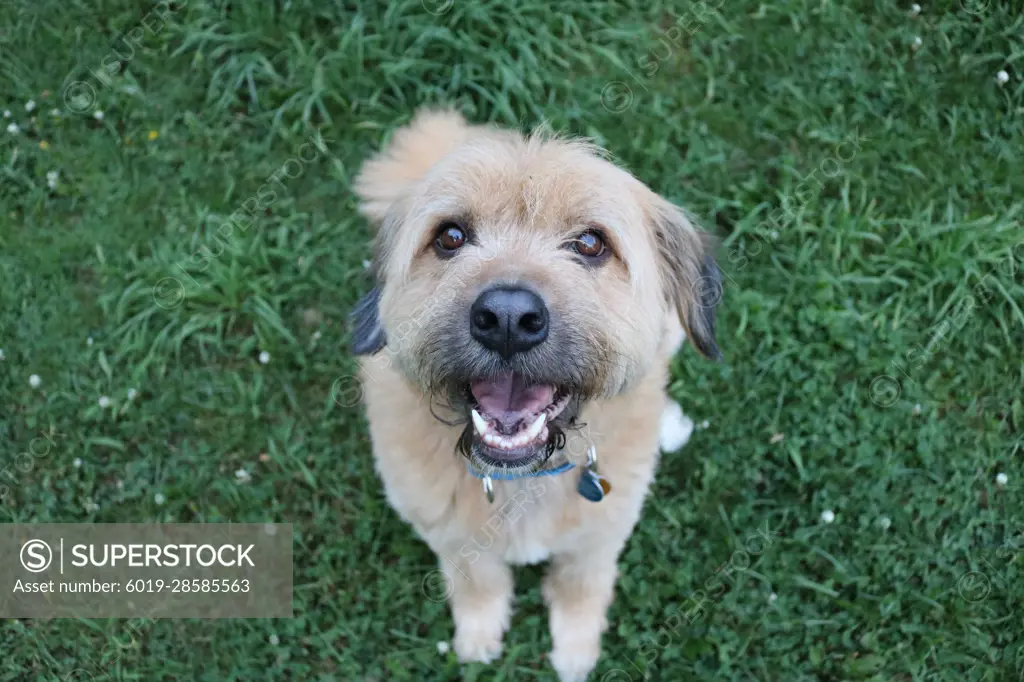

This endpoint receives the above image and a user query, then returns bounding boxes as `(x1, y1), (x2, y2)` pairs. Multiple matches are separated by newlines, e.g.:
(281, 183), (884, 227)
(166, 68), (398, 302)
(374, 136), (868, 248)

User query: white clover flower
(258, 351), (270, 364)
(86, 335), (93, 346)
(25, 100), (36, 112)
(878, 515), (892, 530)
(84, 501), (100, 512)
(699, 419), (711, 429)
(93, 110), (104, 120)
(268, 634), (280, 646)
(821, 509), (835, 524)
(50, 108), (61, 117)
(910, 3), (921, 15)
(2, 110), (10, 118)
(312, 330), (322, 341)
(127, 388), (138, 401)
(436, 640), (450, 654)
(46, 171), (59, 189)
(154, 492), (166, 505)
(996, 70), (1010, 85)
(912, 36), (922, 50)
(98, 396), (111, 408)
(996, 472), (1008, 487)
(768, 592), (778, 604)
(7, 122), (19, 134)
(235, 468), (252, 483)
(29, 374), (41, 388)
(73, 458), (83, 468)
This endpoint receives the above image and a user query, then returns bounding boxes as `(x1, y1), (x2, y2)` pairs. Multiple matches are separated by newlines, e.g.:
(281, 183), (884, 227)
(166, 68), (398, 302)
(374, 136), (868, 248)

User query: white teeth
(474, 412), (548, 451)
(524, 413), (546, 442)
(471, 409), (490, 436)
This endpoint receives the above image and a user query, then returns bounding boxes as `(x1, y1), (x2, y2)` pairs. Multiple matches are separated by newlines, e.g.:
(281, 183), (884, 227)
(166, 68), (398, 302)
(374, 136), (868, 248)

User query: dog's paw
(453, 613), (505, 664)
(549, 642), (601, 682)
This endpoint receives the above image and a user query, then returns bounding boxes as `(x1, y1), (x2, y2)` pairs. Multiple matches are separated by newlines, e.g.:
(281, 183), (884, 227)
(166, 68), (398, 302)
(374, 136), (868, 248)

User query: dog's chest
(469, 475), (582, 566)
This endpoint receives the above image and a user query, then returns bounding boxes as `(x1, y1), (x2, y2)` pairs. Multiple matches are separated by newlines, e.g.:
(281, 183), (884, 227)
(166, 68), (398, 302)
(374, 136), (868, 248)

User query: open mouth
(466, 371), (573, 469)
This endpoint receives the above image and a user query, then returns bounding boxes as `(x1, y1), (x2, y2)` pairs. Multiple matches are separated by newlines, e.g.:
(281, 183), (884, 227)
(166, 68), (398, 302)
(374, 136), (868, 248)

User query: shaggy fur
(351, 109), (720, 681)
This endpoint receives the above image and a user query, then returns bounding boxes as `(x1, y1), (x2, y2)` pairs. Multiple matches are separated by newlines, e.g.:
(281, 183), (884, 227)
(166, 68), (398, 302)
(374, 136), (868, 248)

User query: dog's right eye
(433, 223), (467, 257)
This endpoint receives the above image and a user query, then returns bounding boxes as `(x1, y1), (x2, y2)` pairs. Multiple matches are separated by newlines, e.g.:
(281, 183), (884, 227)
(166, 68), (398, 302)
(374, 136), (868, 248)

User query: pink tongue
(471, 372), (554, 432)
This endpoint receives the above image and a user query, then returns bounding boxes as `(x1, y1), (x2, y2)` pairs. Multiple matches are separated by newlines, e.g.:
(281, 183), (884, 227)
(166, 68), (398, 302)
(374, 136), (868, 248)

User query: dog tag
(577, 469), (611, 503)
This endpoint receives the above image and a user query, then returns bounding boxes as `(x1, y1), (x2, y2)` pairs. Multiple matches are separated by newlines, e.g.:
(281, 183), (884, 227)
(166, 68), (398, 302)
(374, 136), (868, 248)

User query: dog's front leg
(543, 546), (620, 682)
(439, 551), (514, 664)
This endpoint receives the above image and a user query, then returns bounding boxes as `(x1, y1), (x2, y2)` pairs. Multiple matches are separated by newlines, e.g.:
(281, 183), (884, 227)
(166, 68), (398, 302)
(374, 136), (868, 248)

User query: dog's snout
(470, 287), (549, 358)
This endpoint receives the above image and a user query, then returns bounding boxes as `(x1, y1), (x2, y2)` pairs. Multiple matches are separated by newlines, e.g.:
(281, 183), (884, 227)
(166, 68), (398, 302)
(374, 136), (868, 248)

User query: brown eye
(434, 223), (467, 255)
(570, 230), (608, 260)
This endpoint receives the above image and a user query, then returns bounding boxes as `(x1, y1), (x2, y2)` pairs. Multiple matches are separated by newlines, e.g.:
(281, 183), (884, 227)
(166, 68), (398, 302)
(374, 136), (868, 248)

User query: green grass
(2, 0), (1023, 679)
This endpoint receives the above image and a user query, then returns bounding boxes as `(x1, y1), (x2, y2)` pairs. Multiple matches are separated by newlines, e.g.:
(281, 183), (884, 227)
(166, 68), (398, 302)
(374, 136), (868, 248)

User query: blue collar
(466, 459), (577, 481)
(469, 444), (608, 503)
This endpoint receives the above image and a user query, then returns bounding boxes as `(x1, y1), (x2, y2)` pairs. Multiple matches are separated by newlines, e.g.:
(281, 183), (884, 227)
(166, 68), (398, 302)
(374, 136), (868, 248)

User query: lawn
(1, 0), (1022, 680)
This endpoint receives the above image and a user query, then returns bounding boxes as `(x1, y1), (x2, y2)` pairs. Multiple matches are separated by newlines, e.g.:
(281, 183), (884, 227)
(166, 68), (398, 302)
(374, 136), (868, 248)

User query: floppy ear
(353, 108), (473, 226)
(651, 200), (723, 361)
(349, 286), (387, 355)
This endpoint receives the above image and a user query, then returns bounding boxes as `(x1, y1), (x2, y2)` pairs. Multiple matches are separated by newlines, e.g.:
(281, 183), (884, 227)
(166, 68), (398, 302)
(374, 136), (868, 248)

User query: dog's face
(352, 114), (720, 475)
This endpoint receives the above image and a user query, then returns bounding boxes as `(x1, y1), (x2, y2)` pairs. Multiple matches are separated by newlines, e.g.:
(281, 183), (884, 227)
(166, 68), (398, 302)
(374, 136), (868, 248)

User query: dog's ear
(349, 286), (387, 355)
(354, 109), (473, 226)
(651, 200), (723, 361)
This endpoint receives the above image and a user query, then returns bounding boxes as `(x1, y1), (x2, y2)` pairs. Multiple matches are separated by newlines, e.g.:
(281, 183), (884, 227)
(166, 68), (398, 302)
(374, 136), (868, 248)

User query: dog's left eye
(567, 230), (608, 261)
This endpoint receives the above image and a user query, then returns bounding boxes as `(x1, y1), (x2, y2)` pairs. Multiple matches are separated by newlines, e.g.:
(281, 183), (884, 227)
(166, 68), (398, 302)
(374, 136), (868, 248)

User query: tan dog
(350, 109), (721, 681)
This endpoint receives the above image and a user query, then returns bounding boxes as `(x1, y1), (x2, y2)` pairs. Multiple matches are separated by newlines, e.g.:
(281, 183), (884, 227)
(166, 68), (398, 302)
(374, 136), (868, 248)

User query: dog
(350, 109), (721, 681)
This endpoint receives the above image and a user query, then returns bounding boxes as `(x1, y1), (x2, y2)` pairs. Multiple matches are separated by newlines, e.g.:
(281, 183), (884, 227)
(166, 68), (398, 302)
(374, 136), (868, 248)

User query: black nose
(470, 287), (549, 358)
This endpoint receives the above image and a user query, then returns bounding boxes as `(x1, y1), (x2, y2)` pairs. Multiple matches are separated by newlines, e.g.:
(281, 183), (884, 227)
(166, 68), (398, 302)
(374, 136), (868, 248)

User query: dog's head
(351, 110), (721, 475)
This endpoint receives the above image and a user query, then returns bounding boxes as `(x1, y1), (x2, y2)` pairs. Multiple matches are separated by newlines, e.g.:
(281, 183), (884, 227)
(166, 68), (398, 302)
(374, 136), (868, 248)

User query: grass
(1, 0), (1023, 679)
